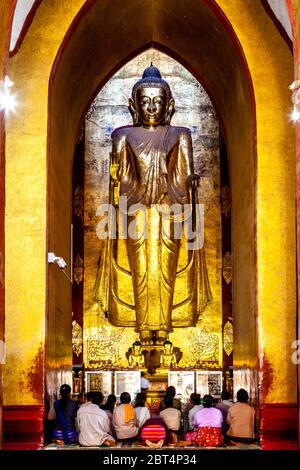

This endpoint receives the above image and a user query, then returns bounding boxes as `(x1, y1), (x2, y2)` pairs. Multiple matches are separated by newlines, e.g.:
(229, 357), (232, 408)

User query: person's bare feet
(104, 439), (116, 447)
(145, 440), (154, 448)
(153, 439), (164, 448)
(178, 440), (192, 447)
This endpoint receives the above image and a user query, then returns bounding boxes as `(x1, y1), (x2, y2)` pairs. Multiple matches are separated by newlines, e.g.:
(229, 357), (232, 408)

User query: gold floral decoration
(74, 253), (83, 285)
(74, 186), (84, 222)
(222, 252), (232, 284)
(72, 320), (83, 356)
(221, 185), (231, 217)
(188, 328), (219, 364)
(87, 327), (124, 365)
(223, 321), (233, 356)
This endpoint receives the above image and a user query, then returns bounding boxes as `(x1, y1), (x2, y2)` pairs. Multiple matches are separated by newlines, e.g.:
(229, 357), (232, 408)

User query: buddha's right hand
(110, 163), (120, 181)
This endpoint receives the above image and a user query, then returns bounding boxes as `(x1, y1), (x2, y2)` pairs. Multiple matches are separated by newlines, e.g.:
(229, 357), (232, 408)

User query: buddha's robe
(93, 124), (211, 332)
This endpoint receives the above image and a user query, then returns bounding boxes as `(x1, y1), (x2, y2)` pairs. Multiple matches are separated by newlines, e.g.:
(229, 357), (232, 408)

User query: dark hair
(141, 371), (145, 377)
(221, 390), (230, 401)
(59, 384), (71, 411)
(236, 388), (249, 403)
(166, 386), (176, 398)
(190, 393), (201, 406)
(86, 391), (93, 402)
(164, 395), (174, 408)
(202, 394), (214, 408)
(135, 392), (146, 408)
(101, 394), (117, 413)
(91, 392), (104, 406)
(120, 392), (131, 404)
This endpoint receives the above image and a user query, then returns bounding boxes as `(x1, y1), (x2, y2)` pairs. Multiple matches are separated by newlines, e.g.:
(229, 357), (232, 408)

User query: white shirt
(159, 408), (181, 431)
(77, 402), (114, 446)
(135, 406), (151, 428)
(141, 377), (150, 389)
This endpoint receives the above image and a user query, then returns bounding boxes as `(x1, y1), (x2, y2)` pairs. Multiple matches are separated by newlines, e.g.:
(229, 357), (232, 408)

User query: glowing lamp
(0, 75), (17, 114)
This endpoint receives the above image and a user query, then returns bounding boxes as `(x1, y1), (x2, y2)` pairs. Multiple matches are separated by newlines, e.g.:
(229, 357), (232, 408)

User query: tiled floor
(43, 441), (261, 451)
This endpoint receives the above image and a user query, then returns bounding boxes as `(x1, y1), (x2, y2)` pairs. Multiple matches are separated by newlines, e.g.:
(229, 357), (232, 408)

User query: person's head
(189, 393), (201, 406)
(106, 394), (116, 407)
(101, 394), (116, 412)
(221, 390), (230, 401)
(141, 371), (146, 377)
(236, 388), (249, 403)
(86, 391), (93, 402)
(164, 395), (174, 409)
(135, 392), (146, 408)
(120, 392), (131, 404)
(129, 65), (175, 128)
(166, 386), (176, 398)
(202, 394), (214, 408)
(59, 384), (72, 411)
(60, 384), (71, 399)
(90, 391), (104, 406)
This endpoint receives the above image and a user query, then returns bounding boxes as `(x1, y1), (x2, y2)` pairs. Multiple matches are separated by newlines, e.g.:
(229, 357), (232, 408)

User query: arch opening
(46, 0), (257, 408)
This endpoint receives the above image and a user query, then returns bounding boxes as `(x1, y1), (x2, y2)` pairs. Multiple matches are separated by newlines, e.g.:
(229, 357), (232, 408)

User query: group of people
(52, 384), (256, 448)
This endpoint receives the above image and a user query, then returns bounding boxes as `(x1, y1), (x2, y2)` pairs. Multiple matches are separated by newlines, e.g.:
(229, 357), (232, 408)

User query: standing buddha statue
(93, 65), (212, 345)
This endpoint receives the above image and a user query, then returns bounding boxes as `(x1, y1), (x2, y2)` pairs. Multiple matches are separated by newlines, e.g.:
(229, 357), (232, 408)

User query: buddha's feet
(139, 330), (154, 346)
(155, 330), (168, 345)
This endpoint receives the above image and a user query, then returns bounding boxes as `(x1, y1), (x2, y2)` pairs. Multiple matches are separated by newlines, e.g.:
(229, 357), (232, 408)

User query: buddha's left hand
(186, 174), (200, 188)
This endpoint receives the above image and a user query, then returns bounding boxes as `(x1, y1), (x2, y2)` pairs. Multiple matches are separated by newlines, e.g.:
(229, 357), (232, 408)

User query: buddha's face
(136, 86), (168, 128)
(133, 345), (141, 354)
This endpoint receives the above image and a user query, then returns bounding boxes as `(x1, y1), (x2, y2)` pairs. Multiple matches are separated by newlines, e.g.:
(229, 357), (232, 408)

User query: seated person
(188, 393), (203, 431)
(101, 394), (117, 437)
(140, 416), (170, 448)
(159, 386), (181, 411)
(76, 392), (85, 407)
(215, 390), (233, 434)
(113, 392), (139, 442)
(226, 389), (255, 442)
(159, 396), (181, 432)
(140, 372), (150, 395)
(53, 384), (78, 445)
(134, 393), (151, 428)
(192, 394), (223, 447)
(77, 391), (115, 447)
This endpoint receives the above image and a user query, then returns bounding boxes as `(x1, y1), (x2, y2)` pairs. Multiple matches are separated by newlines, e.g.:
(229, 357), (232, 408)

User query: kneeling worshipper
(113, 392), (139, 442)
(140, 416), (170, 448)
(191, 395), (224, 447)
(77, 392), (115, 447)
(53, 384), (78, 445)
(226, 388), (256, 443)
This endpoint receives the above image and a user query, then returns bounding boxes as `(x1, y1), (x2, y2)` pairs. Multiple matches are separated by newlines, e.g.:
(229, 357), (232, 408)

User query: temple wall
(4, 0), (85, 407)
(287, 0), (300, 445)
(1, 0), (296, 448)
(83, 50), (222, 369)
(216, 0), (296, 405)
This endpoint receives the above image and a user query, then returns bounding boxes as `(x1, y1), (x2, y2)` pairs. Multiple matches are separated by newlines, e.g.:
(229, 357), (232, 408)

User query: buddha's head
(129, 64), (175, 128)
(132, 340), (142, 354)
(163, 340), (173, 353)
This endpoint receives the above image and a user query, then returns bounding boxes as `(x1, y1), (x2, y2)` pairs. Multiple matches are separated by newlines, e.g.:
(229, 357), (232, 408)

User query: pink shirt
(194, 407), (223, 428)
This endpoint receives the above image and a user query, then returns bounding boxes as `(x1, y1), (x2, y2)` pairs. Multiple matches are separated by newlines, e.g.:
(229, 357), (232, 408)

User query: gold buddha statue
(160, 340), (177, 368)
(126, 341), (145, 367)
(93, 65), (212, 345)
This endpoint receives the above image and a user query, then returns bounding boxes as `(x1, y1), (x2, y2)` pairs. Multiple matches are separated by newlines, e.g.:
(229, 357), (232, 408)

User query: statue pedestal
(146, 373), (168, 412)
